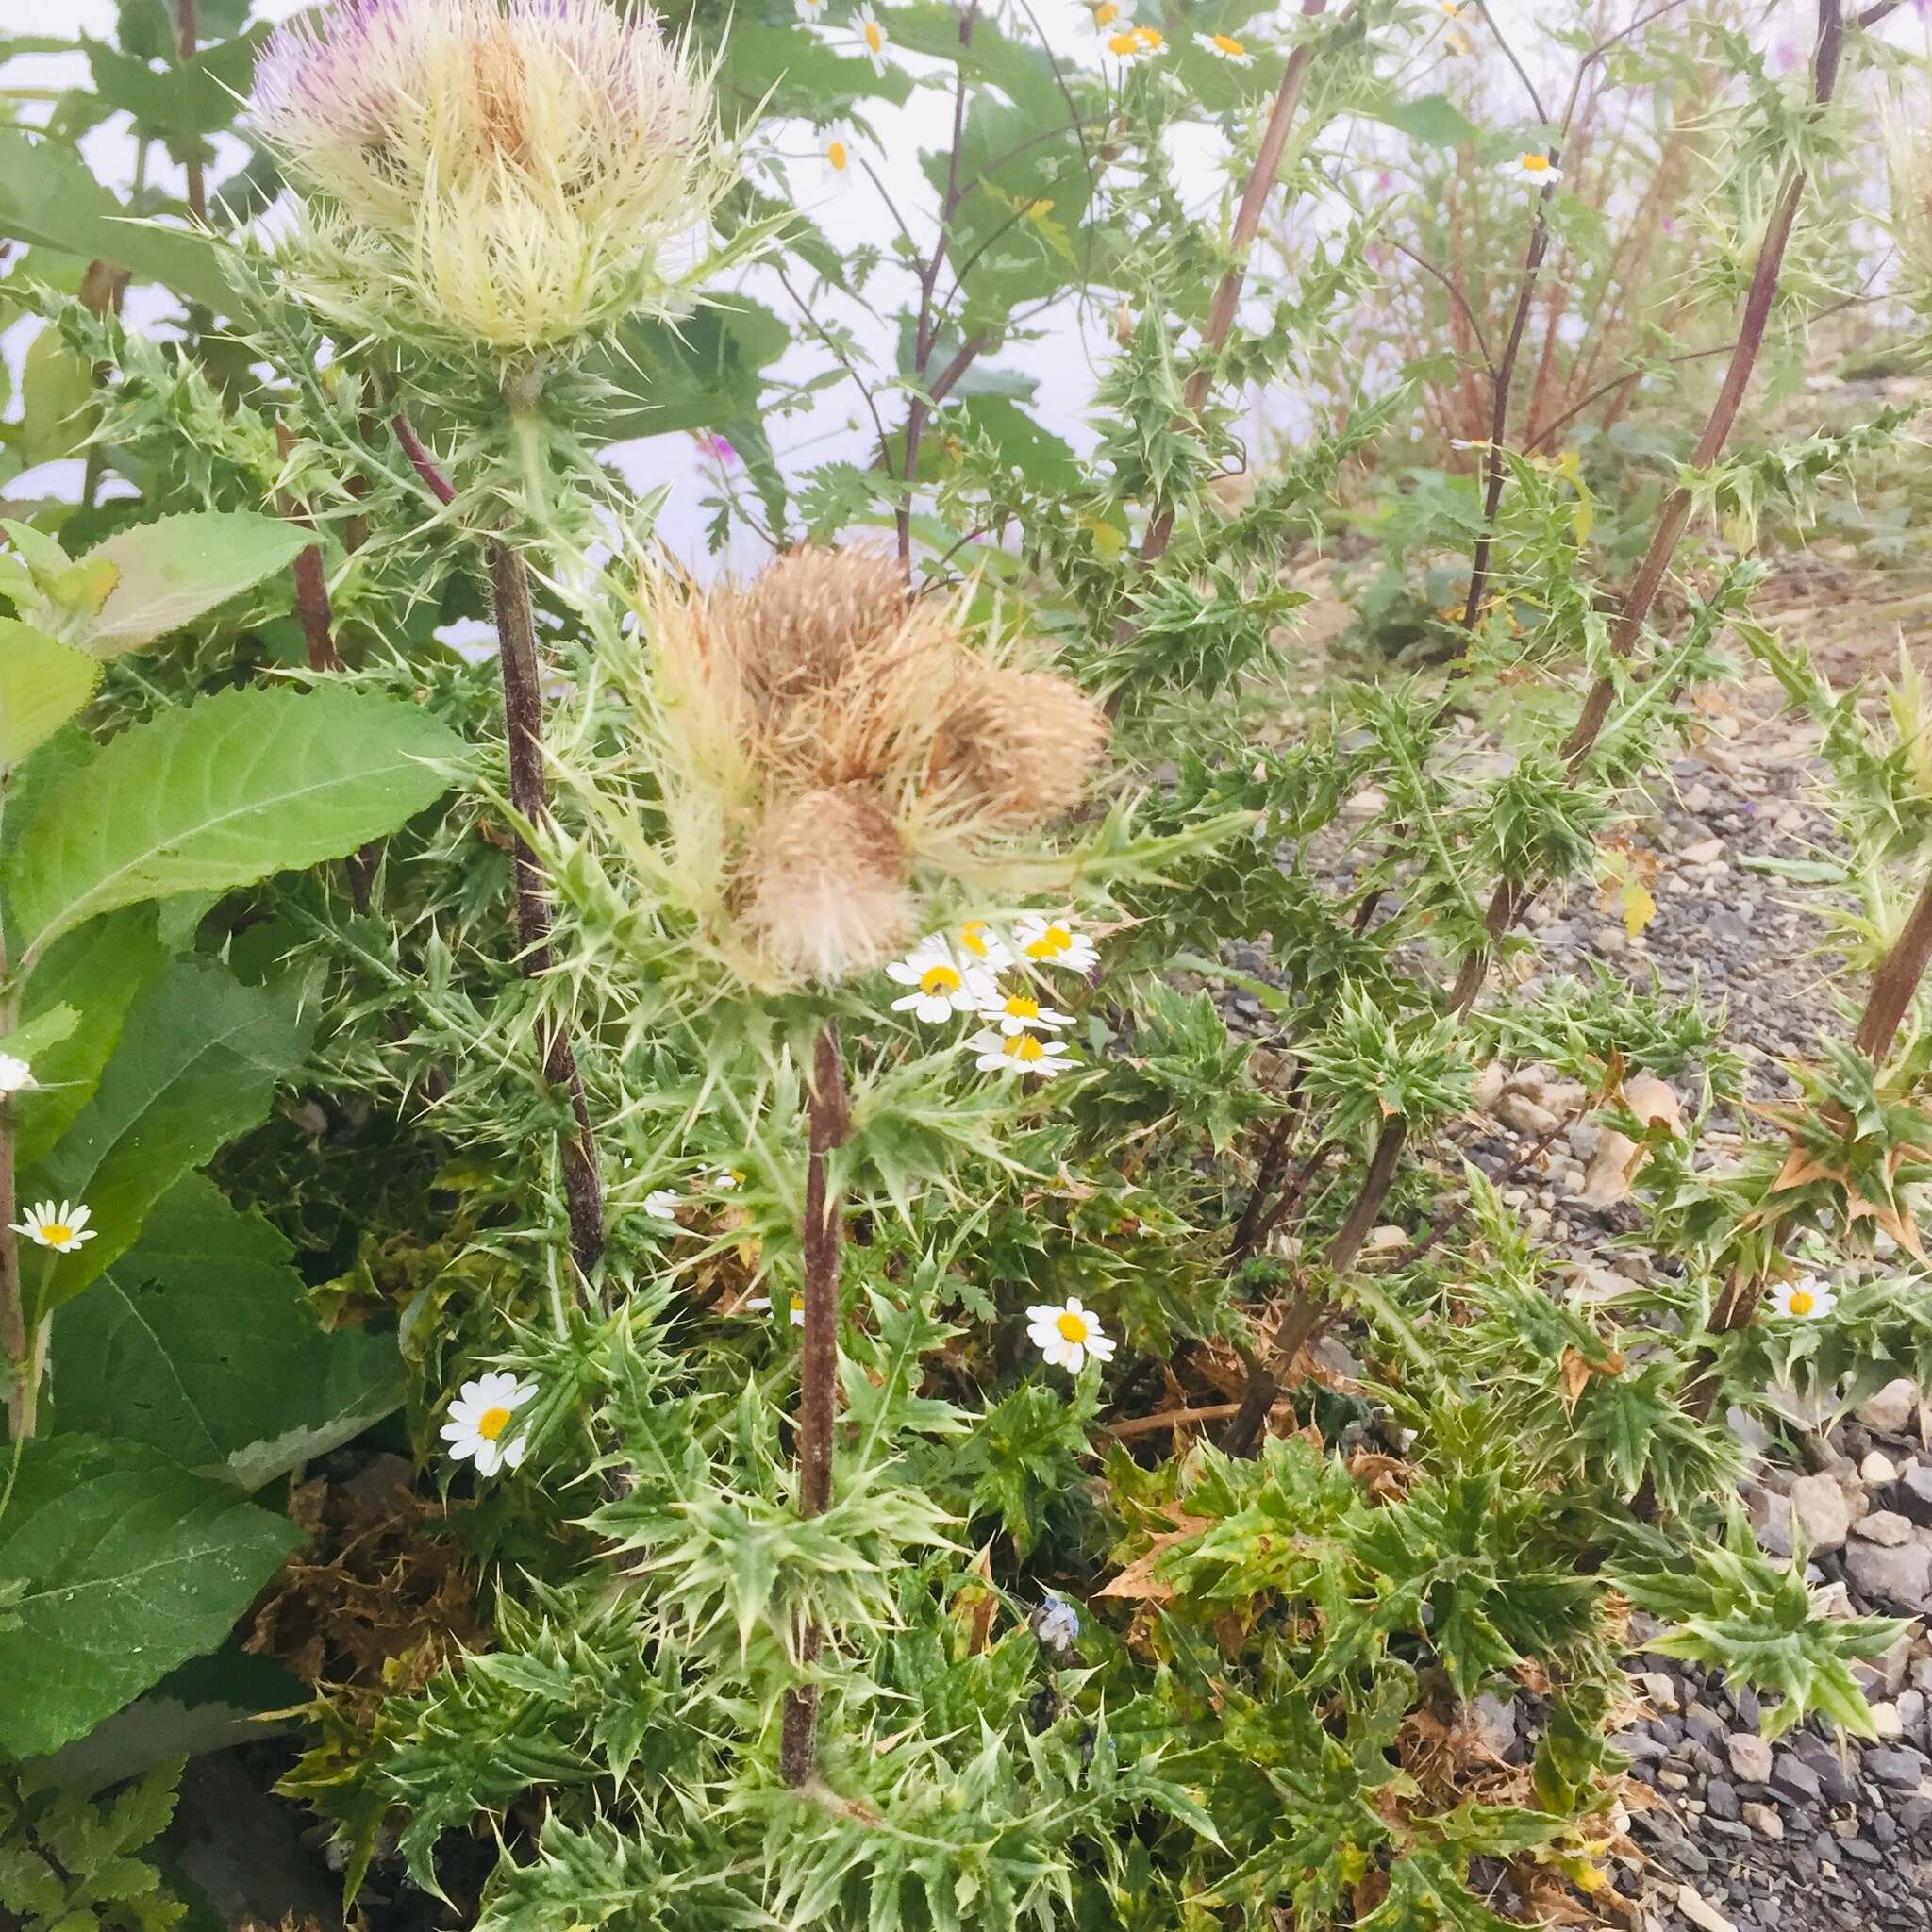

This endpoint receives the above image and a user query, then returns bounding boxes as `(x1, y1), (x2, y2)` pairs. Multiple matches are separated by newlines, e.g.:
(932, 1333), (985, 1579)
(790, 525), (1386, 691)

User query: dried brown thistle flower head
(628, 545), (1108, 989)
(736, 785), (914, 981)
(934, 666), (1110, 823)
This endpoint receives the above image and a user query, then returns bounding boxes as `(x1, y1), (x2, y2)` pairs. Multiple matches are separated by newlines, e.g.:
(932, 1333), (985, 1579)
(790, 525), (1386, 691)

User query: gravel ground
(1224, 570), (1932, 1930)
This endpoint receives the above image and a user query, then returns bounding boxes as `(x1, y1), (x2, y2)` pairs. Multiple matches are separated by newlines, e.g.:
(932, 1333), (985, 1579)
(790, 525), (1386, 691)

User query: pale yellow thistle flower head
(251, 0), (733, 356)
(618, 548), (1110, 991)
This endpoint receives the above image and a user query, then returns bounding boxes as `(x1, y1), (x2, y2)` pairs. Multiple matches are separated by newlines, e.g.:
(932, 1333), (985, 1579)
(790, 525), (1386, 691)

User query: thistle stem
(0, 921), (27, 1440)
(176, 0), (206, 225)
(780, 1022), (851, 1789)
(391, 412), (605, 1292)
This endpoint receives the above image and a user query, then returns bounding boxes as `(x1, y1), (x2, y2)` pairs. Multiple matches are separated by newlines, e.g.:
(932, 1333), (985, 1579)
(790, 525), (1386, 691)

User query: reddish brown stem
(780, 1023), (851, 1789)
(1855, 869), (1932, 1061)
(177, 0), (206, 225)
(1139, 0), (1333, 570)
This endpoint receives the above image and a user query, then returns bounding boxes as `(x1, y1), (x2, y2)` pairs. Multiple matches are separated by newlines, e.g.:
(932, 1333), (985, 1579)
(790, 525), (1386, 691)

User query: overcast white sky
(4, 0), (1916, 570)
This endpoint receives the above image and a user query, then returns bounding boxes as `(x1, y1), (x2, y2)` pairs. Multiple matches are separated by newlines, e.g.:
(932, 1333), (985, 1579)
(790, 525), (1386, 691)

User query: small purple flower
(692, 432), (739, 466)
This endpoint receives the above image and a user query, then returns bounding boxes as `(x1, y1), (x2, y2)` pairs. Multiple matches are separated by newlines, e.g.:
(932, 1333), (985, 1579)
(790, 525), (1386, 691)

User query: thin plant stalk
(0, 946), (23, 1441)
(392, 411), (606, 1290)
(780, 1022), (851, 1790)
(177, 0), (207, 225)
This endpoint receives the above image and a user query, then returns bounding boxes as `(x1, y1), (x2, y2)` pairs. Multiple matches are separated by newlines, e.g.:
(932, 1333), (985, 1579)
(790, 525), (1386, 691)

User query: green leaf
(25, 958), (310, 1313)
(6, 909), (166, 1172)
(1363, 90), (1483, 149)
(17, 326), (95, 466)
(8, 683), (464, 960)
(83, 26), (268, 142)
(0, 1434), (301, 1759)
(65, 511), (313, 658)
(0, 619), (101, 768)
(0, 130), (231, 310)
(56, 1174), (402, 1489)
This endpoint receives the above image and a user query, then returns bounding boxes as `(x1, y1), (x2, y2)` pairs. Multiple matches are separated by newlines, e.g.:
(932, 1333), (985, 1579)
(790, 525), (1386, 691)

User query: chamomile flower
(972, 1028), (1076, 1077)
(850, 3), (890, 72)
(440, 1372), (537, 1477)
(8, 1200), (95, 1253)
(955, 919), (1013, 971)
(1449, 437), (1490, 451)
(1090, 0), (1132, 25)
(1439, 2), (1465, 15)
(1133, 24), (1166, 51)
(0, 1054), (35, 1096)
(1196, 29), (1252, 62)
(977, 987), (1074, 1035)
(1500, 150), (1561, 185)
(796, 0), (828, 17)
(643, 1188), (683, 1224)
(1103, 23), (1163, 62)
(1025, 1297), (1117, 1374)
(820, 122), (856, 192)
(789, 1292), (807, 1327)
(1014, 915), (1100, 974)
(887, 940), (990, 1024)
(1769, 1275), (1837, 1321)
(711, 1167), (747, 1192)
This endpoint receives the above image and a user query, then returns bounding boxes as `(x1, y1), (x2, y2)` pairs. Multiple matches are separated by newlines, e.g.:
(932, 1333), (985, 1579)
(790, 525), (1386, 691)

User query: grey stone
(1750, 1487), (1794, 1559)
(1897, 1460), (1932, 1527)
(1852, 1508), (1914, 1547)
(1705, 1776), (1740, 1821)
(1854, 1378), (1919, 1437)
(1772, 1753), (1822, 1803)
(1861, 1745), (1927, 1789)
(1844, 1538), (1932, 1607)
(1466, 1691), (1517, 1758)
(1900, 1795), (1932, 1839)
(1727, 1730), (1774, 1782)
(1789, 1473), (1855, 1555)
(1850, 1626), (1915, 1699)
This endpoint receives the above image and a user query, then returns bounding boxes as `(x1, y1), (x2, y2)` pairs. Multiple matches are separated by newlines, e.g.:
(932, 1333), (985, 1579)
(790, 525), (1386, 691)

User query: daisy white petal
(885, 940), (986, 1022)
(1769, 1275), (1837, 1321)
(1026, 1296), (1114, 1374)
(0, 1054), (35, 1096)
(819, 122), (856, 192)
(954, 920), (1013, 970)
(1013, 915), (1099, 974)
(1196, 30), (1251, 62)
(796, 0), (828, 18)
(976, 987), (1074, 1035)
(8, 1199), (96, 1252)
(850, 3), (889, 73)
(643, 1188), (683, 1224)
(1500, 151), (1561, 184)
(441, 1373), (539, 1477)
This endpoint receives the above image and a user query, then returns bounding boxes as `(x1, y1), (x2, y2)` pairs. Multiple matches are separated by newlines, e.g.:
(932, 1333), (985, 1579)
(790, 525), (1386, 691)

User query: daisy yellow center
(1211, 33), (1245, 54)
(1519, 153), (1551, 172)
(1106, 28), (1139, 52)
(959, 921), (992, 957)
(476, 1405), (513, 1441)
(791, 1294), (805, 1312)
(1026, 924), (1074, 958)
(920, 962), (963, 995)
(863, 20), (883, 50)
(1094, 1), (1120, 22)
(1055, 1310), (1091, 1343)
(1005, 1033), (1046, 1063)
(1003, 994), (1041, 1020)
(827, 139), (848, 170)
(41, 1223), (73, 1244)
(1135, 25), (1163, 47)
(1789, 1288), (1816, 1316)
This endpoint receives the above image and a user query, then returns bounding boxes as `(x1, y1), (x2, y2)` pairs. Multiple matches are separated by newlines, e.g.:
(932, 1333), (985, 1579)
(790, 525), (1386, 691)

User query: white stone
(1680, 837), (1724, 864)
(1870, 1702), (1906, 1741)
(1788, 1473), (1855, 1555)
(1856, 1378), (1921, 1437)
(1855, 1510), (1915, 1548)
(1862, 1451), (1900, 1486)
(1674, 1884), (1736, 1932)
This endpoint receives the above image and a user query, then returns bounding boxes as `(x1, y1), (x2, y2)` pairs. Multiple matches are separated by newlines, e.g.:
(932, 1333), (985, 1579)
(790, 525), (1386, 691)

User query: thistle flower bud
(738, 786), (915, 982)
(709, 545), (911, 717)
(936, 665), (1109, 822)
(253, 0), (731, 355)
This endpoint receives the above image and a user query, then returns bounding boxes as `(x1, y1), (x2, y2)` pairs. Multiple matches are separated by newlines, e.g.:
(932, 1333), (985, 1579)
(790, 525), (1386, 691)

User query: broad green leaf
(38, 1644), (304, 1784)
(18, 325), (95, 465)
(57, 1174), (402, 1490)
(0, 130), (231, 311)
(9, 683), (464, 959)
(0, 1433), (301, 1759)
(7, 908), (165, 1171)
(25, 958), (310, 1312)
(0, 619), (100, 768)
(83, 26), (268, 142)
(69, 511), (313, 657)
(1364, 90), (1483, 149)
(0, 1003), (76, 1069)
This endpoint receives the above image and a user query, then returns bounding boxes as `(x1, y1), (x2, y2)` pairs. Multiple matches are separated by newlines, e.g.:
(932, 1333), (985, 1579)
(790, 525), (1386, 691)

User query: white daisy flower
(643, 1188), (682, 1224)
(977, 987), (1074, 1036)
(0, 1054), (36, 1096)
(1500, 151), (1560, 185)
(1025, 1297), (1117, 1374)
(8, 1199), (95, 1253)
(955, 919), (1013, 971)
(850, 3), (889, 73)
(887, 939), (990, 1024)
(1769, 1275), (1837, 1321)
(972, 1027), (1076, 1077)
(1439, 2), (1465, 16)
(1014, 915), (1100, 974)
(789, 1292), (807, 1328)
(1102, 22), (1165, 62)
(440, 1372), (538, 1477)
(1196, 30), (1252, 62)
(1449, 437), (1490, 451)
(712, 1167), (747, 1191)
(1089, 0), (1133, 29)
(820, 122), (856, 191)
(795, 0), (828, 18)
